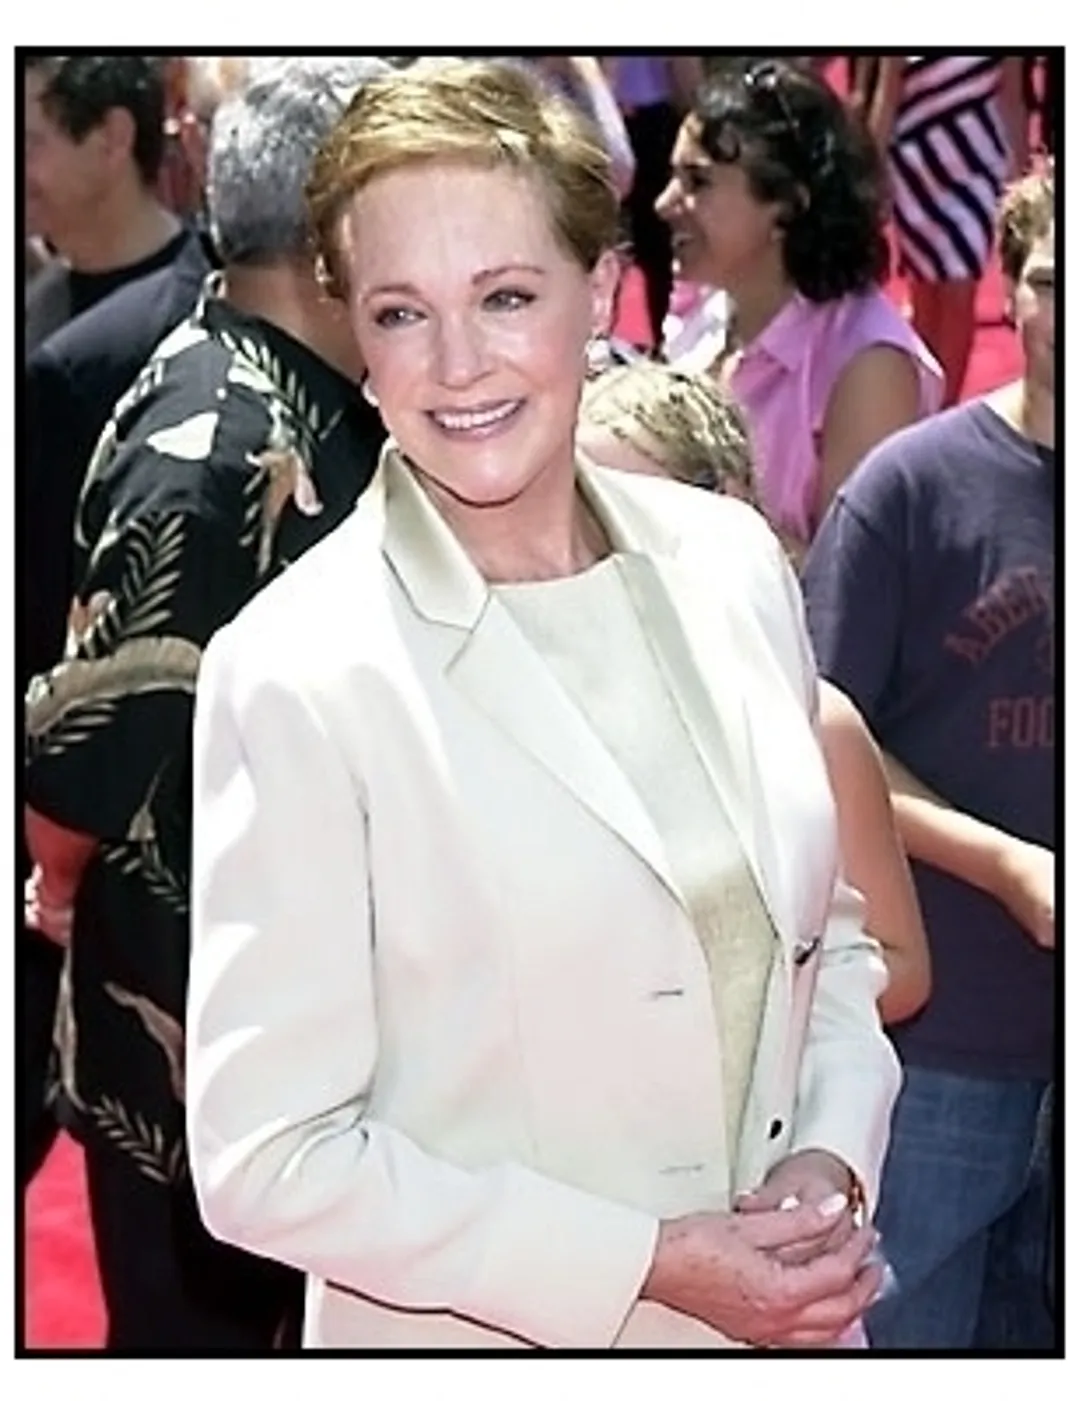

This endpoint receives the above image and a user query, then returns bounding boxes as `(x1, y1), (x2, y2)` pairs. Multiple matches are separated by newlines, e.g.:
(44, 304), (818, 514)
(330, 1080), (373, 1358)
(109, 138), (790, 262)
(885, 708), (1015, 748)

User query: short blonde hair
(306, 57), (620, 295)
(580, 361), (755, 499)
(998, 170), (1055, 283)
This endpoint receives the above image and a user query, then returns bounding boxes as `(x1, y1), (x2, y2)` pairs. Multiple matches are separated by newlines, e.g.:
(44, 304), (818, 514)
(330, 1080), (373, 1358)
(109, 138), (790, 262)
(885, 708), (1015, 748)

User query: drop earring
(585, 333), (612, 379)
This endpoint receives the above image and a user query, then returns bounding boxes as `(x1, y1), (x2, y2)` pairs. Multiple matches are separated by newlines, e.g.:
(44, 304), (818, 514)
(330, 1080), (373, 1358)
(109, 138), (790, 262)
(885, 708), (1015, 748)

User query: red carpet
(24, 1133), (105, 1349)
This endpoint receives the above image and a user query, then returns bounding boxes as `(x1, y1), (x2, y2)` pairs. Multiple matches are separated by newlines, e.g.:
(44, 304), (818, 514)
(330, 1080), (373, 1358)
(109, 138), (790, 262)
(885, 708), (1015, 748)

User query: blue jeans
(866, 1065), (1054, 1351)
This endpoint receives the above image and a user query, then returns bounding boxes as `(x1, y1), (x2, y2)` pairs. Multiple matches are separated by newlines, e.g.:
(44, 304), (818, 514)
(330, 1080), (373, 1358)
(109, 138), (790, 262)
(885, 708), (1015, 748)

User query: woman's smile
(428, 399), (526, 437)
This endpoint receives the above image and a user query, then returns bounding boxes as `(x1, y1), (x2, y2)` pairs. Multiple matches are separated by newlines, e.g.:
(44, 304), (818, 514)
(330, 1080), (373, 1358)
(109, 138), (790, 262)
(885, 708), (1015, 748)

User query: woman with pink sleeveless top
(657, 58), (944, 560)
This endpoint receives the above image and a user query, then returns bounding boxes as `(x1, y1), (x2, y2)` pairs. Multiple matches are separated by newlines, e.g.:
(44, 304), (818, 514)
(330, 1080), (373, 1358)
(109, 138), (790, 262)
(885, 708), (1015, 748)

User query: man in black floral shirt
(24, 56), (390, 1351)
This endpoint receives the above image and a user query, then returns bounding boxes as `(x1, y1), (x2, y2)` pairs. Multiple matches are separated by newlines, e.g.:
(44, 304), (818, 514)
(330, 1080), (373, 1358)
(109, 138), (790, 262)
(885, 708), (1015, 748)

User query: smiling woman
(183, 57), (901, 1352)
(305, 59), (622, 581)
(325, 162), (618, 580)
(655, 59), (944, 557)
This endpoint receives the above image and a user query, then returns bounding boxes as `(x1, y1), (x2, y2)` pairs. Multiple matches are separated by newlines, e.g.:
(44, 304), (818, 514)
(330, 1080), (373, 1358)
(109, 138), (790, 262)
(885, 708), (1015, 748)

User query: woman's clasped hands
(642, 1149), (886, 1347)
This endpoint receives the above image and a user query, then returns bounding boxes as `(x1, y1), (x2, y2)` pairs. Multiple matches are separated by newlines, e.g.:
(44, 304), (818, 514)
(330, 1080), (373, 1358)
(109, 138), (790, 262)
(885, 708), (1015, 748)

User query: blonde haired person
(579, 359), (755, 497)
(184, 58), (898, 1352)
(578, 360), (931, 1026)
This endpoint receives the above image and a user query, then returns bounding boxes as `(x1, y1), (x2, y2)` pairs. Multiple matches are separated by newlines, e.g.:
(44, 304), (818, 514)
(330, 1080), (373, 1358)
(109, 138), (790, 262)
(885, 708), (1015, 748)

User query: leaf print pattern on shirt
(73, 512), (187, 662)
(101, 837), (189, 914)
(145, 411), (220, 461)
(24, 280), (385, 1226)
(105, 982), (186, 1102)
(90, 1094), (187, 1184)
(26, 635), (201, 760)
(72, 323), (210, 549)
(247, 446), (324, 576)
(28, 513), (197, 761)
(219, 326), (332, 475)
(102, 766), (189, 913)
(115, 514), (186, 640)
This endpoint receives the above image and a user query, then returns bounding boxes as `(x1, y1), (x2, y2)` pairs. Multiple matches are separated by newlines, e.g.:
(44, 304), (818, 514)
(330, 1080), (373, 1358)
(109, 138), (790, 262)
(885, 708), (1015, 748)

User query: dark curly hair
(24, 55), (168, 186)
(689, 58), (889, 301)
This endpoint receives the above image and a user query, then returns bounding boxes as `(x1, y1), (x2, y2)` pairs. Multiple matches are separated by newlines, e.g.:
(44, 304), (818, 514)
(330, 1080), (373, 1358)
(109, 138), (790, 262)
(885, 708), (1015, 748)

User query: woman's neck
(729, 267), (796, 346)
(416, 458), (611, 585)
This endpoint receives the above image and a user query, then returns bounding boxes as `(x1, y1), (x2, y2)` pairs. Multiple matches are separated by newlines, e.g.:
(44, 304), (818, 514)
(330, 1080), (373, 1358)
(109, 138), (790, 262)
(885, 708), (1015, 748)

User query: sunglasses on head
(742, 61), (803, 147)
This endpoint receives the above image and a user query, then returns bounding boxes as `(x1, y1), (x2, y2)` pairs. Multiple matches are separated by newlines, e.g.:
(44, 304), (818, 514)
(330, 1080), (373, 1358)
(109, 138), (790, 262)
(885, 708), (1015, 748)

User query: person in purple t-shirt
(801, 171), (1056, 1351)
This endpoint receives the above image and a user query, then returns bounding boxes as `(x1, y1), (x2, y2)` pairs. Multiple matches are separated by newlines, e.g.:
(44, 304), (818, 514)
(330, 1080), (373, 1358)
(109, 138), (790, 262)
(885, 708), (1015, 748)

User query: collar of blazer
(371, 441), (682, 629)
(363, 441), (791, 940)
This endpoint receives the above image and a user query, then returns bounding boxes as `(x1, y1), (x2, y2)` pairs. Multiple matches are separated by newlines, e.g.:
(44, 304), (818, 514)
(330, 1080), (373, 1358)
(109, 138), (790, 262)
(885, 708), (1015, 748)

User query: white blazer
(186, 447), (900, 1350)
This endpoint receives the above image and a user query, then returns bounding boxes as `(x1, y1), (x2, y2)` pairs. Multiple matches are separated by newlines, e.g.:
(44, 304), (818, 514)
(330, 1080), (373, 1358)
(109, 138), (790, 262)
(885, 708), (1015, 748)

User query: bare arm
(25, 806), (99, 898)
(998, 56), (1030, 179)
(816, 344), (923, 527)
(560, 56), (636, 198)
(24, 804), (100, 945)
(848, 56), (878, 115)
(863, 56), (905, 155)
(882, 752), (1054, 950)
(817, 682), (930, 1023)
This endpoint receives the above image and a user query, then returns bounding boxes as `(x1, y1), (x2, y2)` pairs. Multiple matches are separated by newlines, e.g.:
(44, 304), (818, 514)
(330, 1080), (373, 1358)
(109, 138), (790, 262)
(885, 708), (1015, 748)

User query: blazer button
(793, 936), (821, 966)
(768, 1118), (784, 1140)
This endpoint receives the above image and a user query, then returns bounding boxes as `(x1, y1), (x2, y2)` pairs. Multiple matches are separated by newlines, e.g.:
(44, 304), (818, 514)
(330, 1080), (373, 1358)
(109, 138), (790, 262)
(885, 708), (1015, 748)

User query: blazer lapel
(375, 444), (820, 940)
(581, 464), (792, 949)
(377, 446), (686, 910)
(449, 600), (686, 909)
(627, 555), (774, 915)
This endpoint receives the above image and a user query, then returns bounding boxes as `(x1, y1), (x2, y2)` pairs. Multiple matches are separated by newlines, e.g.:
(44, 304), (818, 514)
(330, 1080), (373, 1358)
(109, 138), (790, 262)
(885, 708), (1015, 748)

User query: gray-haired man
(24, 56), (391, 1351)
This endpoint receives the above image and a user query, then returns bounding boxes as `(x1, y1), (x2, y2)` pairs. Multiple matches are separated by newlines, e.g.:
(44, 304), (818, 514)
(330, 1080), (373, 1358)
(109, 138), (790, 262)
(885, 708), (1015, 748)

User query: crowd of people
(21, 52), (1056, 1355)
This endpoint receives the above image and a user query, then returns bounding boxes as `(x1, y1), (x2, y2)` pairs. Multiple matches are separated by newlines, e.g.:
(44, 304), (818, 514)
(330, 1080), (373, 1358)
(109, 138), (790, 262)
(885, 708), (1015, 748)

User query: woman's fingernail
(817, 1191), (849, 1217)
(778, 1193), (801, 1211)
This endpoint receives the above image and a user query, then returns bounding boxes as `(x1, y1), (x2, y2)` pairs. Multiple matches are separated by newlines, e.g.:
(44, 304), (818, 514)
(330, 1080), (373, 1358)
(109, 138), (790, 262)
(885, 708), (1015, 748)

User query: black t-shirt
(802, 400), (1055, 1080)
(24, 227), (194, 357)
